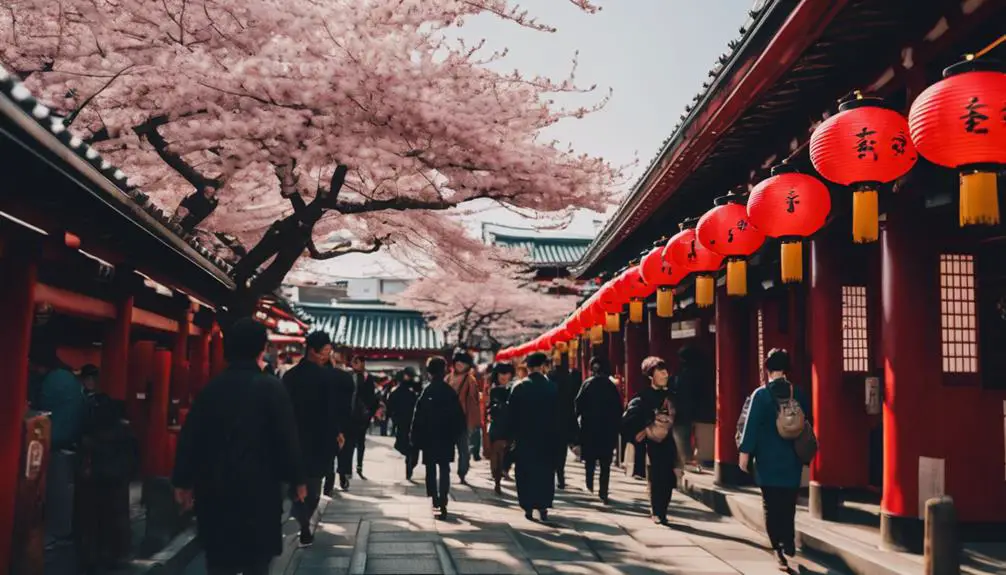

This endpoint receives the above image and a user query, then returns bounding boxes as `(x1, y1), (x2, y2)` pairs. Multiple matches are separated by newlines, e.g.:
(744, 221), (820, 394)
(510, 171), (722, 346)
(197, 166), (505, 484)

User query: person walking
(388, 367), (422, 479)
(738, 349), (811, 571)
(550, 358), (579, 490)
(410, 357), (466, 519)
(173, 318), (306, 575)
(447, 350), (481, 483)
(673, 346), (706, 472)
(485, 362), (516, 494)
(282, 331), (349, 546)
(574, 356), (622, 504)
(622, 356), (682, 525)
(339, 355), (378, 485)
(508, 352), (561, 522)
(324, 347), (355, 495)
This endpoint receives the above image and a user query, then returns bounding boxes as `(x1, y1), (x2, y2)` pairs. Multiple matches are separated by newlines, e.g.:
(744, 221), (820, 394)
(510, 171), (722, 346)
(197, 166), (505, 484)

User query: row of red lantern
(497, 57), (1004, 362)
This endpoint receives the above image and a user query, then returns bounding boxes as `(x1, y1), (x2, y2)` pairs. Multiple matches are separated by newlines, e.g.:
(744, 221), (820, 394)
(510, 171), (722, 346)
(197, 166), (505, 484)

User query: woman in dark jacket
(574, 356), (622, 504)
(485, 362), (516, 494)
(388, 367), (422, 479)
(410, 357), (466, 519)
(622, 356), (682, 524)
(738, 348), (811, 570)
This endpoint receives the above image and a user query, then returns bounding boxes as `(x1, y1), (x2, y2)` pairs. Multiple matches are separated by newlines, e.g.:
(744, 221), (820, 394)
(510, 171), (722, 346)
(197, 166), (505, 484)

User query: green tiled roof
(302, 304), (444, 351)
(483, 224), (592, 267)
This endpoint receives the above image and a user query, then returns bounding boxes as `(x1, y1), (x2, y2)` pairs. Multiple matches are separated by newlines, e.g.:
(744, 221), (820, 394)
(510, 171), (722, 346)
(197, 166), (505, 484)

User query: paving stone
(452, 558), (536, 574)
(367, 541), (437, 555)
(365, 556), (442, 574)
(369, 531), (442, 542)
(296, 554), (353, 569)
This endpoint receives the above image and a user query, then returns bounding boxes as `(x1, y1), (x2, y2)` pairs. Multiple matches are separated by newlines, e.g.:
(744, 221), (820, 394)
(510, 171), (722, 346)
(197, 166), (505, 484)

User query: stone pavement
(185, 436), (849, 574)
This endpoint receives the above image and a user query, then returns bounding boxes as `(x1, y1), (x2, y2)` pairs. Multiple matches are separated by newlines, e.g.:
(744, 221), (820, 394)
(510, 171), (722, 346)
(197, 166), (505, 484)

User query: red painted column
(189, 331), (211, 398)
(0, 237), (38, 569)
(809, 233), (862, 519)
(714, 286), (749, 486)
(624, 316), (649, 400)
(144, 349), (172, 477)
(880, 195), (938, 552)
(608, 324), (626, 402)
(171, 311), (191, 406)
(101, 295), (134, 401)
(209, 324), (226, 378)
(648, 309), (673, 368)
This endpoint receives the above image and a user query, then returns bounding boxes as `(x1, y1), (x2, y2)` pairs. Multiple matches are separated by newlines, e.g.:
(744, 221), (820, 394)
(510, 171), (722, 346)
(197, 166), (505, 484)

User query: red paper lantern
(666, 225), (723, 308)
(598, 281), (624, 333)
(620, 266), (654, 323)
(748, 165), (832, 283)
(811, 94), (917, 242)
(640, 246), (684, 317)
(696, 197), (765, 297)
(909, 58), (1006, 227)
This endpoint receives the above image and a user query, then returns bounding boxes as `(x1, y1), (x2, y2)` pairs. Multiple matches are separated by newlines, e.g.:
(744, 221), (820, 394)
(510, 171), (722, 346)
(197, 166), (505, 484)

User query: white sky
(299, 1), (753, 280)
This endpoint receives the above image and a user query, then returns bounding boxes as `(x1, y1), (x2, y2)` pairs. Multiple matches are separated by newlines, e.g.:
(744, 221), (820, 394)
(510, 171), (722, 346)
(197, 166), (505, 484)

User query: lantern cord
(973, 34), (1005, 59)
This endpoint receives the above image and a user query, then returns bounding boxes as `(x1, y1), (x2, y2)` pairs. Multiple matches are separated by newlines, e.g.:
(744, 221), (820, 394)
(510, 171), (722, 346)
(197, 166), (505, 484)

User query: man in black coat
(509, 352), (561, 522)
(574, 356), (622, 503)
(324, 347), (355, 494)
(337, 354), (378, 488)
(173, 318), (305, 575)
(282, 331), (350, 546)
(410, 357), (466, 519)
(549, 359), (579, 490)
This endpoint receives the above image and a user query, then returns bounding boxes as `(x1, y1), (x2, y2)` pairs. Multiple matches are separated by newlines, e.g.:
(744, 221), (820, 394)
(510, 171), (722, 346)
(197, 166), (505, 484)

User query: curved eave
(575, 0), (847, 277)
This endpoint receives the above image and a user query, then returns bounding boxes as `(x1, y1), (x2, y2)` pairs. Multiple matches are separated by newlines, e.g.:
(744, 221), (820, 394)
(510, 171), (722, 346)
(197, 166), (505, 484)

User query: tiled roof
(303, 304), (444, 351)
(0, 65), (233, 276)
(482, 224), (593, 267)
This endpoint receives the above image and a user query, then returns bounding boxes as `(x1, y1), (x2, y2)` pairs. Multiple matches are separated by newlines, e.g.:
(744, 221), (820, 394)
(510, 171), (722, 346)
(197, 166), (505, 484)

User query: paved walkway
(187, 436), (848, 574)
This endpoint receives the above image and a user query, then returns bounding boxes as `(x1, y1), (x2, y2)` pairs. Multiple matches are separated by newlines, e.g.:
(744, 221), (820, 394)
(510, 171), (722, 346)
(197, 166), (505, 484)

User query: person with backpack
(622, 356), (682, 525)
(738, 348), (813, 571)
(485, 362), (516, 494)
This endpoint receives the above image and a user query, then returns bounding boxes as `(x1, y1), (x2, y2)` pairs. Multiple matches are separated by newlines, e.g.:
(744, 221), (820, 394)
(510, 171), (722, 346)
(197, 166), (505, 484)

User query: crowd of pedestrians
(170, 315), (815, 574)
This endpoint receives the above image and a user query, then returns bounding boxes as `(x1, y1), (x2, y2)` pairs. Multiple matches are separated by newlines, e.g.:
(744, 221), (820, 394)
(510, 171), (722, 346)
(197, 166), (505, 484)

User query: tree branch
(307, 235), (387, 260)
(64, 64), (135, 127)
(133, 115), (222, 191)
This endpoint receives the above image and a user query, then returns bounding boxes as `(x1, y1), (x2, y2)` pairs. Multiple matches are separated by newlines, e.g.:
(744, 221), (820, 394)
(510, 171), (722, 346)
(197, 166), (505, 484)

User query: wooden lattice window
(842, 286), (870, 372)
(940, 254), (978, 374)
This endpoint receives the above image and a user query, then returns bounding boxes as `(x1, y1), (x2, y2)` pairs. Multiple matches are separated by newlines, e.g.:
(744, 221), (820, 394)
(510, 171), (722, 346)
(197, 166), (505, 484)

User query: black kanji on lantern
(961, 97), (989, 134)
(687, 240), (698, 262)
(854, 127), (878, 160)
(785, 190), (800, 213)
(891, 131), (908, 156)
(727, 229), (734, 243)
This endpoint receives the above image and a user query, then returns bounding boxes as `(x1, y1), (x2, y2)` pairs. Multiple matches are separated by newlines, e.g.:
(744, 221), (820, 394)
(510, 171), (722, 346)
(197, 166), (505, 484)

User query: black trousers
(584, 455), (612, 498)
(207, 559), (271, 575)
(425, 462), (451, 507)
(290, 477), (322, 535)
(647, 464), (675, 519)
(337, 433), (366, 476)
(556, 446), (567, 487)
(405, 450), (420, 478)
(760, 486), (799, 552)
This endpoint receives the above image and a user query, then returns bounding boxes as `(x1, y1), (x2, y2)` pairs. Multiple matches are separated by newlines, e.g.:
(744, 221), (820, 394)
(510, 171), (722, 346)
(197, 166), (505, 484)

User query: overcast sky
(301, 0), (752, 280)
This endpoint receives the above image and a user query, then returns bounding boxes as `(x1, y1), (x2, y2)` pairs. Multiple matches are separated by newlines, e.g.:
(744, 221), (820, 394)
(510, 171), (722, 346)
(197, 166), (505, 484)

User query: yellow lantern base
(780, 240), (803, 284)
(852, 187), (879, 243)
(629, 300), (644, 323)
(604, 312), (621, 333)
(589, 325), (603, 345)
(695, 275), (714, 308)
(556, 341), (568, 354)
(656, 287), (674, 318)
(726, 259), (747, 297)
(960, 170), (1000, 227)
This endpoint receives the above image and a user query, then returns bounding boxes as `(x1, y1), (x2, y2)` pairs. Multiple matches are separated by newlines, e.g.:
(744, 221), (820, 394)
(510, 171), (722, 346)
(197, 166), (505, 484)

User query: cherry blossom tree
(0, 0), (618, 316)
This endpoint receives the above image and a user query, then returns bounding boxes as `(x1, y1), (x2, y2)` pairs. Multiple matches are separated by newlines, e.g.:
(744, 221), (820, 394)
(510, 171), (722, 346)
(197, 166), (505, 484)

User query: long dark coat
(486, 385), (512, 442)
(388, 382), (421, 456)
(349, 371), (380, 435)
(508, 372), (561, 510)
(410, 378), (466, 465)
(173, 361), (303, 569)
(575, 374), (622, 462)
(283, 360), (351, 477)
(622, 387), (681, 485)
(550, 366), (580, 445)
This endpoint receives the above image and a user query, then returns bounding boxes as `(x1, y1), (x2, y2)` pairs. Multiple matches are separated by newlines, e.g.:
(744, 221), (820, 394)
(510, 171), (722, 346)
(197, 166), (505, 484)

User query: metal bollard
(924, 496), (960, 575)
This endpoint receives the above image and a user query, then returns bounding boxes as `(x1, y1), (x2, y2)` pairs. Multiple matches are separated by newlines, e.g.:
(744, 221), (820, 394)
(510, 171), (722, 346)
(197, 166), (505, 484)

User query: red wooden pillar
(0, 237), (38, 568)
(189, 331), (211, 398)
(880, 195), (937, 552)
(714, 286), (749, 486)
(144, 348), (172, 477)
(101, 295), (134, 401)
(809, 232), (863, 519)
(607, 323), (626, 402)
(171, 310), (191, 406)
(209, 324), (226, 378)
(648, 309), (673, 368)
(624, 315), (649, 400)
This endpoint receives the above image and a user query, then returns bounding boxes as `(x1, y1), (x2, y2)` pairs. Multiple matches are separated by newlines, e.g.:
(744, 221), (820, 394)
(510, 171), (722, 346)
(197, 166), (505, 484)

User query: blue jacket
(738, 378), (810, 488)
(35, 368), (86, 450)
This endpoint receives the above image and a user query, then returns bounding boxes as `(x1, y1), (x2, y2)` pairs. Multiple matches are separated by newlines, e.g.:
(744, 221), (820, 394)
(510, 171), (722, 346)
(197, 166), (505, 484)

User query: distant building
(481, 222), (593, 295)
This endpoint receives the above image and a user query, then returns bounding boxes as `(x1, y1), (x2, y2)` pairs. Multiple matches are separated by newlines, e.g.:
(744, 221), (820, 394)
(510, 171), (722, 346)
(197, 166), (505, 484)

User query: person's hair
(589, 355), (609, 375)
(490, 362), (516, 385)
(79, 364), (100, 379)
(305, 331), (332, 353)
(641, 356), (667, 378)
(223, 318), (269, 362)
(426, 356), (448, 379)
(526, 351), (549, 369)
(451, 349), (474, 367)
(765, 348), (790, 373)
(351, 354), (366, 364)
